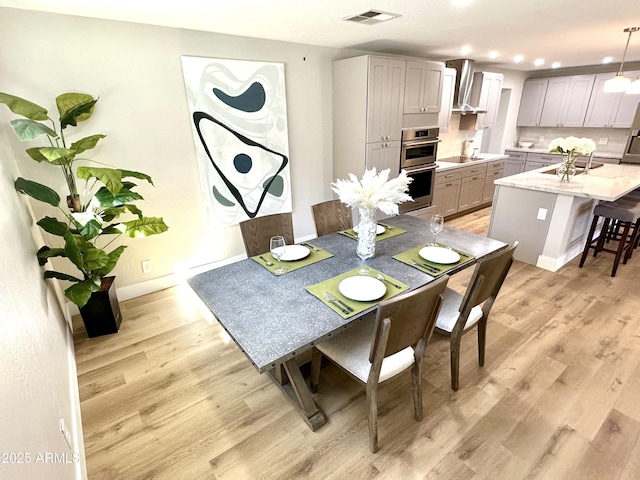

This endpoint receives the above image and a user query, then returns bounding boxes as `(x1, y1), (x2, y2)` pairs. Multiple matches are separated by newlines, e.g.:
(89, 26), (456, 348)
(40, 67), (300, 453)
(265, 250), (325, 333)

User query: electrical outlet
(60, 418), (72, 449)
(142, 260), (152, 273)
(537, 208), (547, 220)
(599, 137), (609, 145)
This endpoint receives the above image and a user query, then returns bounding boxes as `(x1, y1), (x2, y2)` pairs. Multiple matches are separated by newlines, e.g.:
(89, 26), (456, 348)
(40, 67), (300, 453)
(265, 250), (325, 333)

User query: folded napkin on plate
(306, 266), (409, 318)
(393, 243), (475, 276)
(338, 223), (406, 241)
(252, 242), (333, 275)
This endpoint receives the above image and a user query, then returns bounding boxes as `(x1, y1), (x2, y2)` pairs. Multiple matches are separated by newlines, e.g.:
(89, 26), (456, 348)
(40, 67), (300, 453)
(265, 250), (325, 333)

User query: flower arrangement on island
(331, 168), (413, 261)
(548, 136), (597, 182)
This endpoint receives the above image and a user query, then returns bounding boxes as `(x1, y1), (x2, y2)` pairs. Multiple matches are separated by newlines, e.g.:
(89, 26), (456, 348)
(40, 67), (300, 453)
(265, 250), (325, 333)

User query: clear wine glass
(429, 214), (444, 246)
(356, 248), (370, 275)
(270, 236), (287, 274)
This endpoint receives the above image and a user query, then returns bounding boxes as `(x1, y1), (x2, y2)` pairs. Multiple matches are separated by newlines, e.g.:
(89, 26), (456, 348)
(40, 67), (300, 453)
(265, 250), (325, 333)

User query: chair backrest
(458, 241), (518, 320)
(370, 275), (449, 362)
(311, 199), (353, 237)
(239, 213), (294, 257)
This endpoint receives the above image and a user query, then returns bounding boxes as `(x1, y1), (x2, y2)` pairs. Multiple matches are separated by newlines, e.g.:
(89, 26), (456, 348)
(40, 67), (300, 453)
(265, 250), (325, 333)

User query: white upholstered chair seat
(316, 318), (415, 383)
(434, 288), (484, 333)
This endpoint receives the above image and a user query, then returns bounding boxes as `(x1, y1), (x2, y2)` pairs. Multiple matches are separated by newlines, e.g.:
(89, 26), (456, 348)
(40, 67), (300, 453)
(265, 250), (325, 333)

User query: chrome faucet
(470, 147), (479, 160)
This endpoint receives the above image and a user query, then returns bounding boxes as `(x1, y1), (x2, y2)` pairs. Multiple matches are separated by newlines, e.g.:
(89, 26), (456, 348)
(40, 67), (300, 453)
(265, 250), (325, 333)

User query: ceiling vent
(342, 9), (400, 25)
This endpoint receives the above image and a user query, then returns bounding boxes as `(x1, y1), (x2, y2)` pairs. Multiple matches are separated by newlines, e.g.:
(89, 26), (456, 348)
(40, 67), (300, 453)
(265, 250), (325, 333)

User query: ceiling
(2, 0), (640, 71)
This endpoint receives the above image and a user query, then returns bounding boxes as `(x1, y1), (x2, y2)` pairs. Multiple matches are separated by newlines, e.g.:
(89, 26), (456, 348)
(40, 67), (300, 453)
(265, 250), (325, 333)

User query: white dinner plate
(353, 224), (386, 235)
(419, 246), (461, 264)
(338, 276), (386, 302)
(273, 244), (310, 261)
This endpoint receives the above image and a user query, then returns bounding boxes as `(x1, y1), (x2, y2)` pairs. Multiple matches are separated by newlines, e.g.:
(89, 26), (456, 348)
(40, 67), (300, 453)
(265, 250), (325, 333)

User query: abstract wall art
(181, 56), (292, 226)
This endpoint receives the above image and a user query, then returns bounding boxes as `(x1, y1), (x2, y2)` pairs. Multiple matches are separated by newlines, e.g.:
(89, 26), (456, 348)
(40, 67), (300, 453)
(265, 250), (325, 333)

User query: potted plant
(0, 91), (168, 336)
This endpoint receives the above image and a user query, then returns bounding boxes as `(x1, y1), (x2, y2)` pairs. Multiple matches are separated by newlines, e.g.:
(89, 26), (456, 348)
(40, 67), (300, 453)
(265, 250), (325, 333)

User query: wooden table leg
(267, 358), (326, 431)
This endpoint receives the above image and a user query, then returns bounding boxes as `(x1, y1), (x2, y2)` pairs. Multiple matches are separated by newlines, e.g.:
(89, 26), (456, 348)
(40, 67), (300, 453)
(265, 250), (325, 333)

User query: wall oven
(399, 126), (439, 213)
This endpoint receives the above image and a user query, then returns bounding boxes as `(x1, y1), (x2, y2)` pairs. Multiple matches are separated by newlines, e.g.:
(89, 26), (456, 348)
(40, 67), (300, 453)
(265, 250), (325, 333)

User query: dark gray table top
(187, 214), (507, 373)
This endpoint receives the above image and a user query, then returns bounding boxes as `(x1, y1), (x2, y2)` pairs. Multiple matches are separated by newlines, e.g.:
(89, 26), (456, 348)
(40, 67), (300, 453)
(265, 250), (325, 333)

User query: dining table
(186, 213), (507, 431)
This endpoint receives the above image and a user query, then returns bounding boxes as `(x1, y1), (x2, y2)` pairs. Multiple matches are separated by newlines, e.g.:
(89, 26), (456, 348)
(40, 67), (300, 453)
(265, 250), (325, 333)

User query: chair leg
(594, 218), (611, 258)
(477, 319), (487, 367)
(450, 334), (462, 391)
(411, 363), (423, 421)
(310, 347), (322, 393)
(579, 216), (599, 267)
(366, 383), (379, 453)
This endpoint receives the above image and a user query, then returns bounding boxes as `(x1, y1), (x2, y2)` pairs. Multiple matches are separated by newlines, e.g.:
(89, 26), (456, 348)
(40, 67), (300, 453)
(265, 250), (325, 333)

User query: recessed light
(513, 55), (524, 63)
(552, 62), (561, 69)
(460, 45), (471, 55)
(342, 9), (400, 24)
(488, 51), (499, 59)
(534, 58), (545, 67)
(602, 56), (613, 64)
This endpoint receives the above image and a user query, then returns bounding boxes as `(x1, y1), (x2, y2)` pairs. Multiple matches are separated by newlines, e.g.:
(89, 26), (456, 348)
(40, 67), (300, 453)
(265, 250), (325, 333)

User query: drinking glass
(270, 236), (287, 274)
(356, 248), (370, 275)
(429, 214), (444, 245)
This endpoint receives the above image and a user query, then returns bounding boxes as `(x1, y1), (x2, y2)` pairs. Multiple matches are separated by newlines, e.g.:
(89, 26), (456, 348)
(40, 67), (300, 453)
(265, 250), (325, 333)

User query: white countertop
(495, 163), (640, 201)
(504, 147), (622, 160)
(436, 153), (508, 172)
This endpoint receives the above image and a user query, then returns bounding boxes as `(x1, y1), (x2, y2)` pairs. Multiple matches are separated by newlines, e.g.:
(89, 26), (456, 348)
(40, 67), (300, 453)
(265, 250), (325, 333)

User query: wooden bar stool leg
(580, 216), (600, 268)
(611, 222), (631, 277)
(594, 218), (611, 258)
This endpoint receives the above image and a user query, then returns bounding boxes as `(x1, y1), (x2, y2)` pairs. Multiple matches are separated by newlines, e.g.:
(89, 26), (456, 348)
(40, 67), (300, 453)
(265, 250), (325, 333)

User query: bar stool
(579, 198), (640, 277)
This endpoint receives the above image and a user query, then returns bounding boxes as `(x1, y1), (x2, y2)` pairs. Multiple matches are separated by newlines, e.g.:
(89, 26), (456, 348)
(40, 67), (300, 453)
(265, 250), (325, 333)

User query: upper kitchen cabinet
(470, 71), (504, 129)
(367, 57), (406, 142)
(516, 78), (548, 127)
(403, 60), (444, 114)
(583, 71), (640, 128)
(539, 74), (595, 127)
(438, 67), (457, 132)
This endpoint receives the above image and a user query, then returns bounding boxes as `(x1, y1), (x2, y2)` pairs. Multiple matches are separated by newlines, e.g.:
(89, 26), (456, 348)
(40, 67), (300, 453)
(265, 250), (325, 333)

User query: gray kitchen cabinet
(482, 159), (506, 204)
(437, 67), (457, 132)
(404, 60), (444, 114)
(504, 150), (526, 177)
(457, 163), (487, 212)
(434, 169), (462, 217)
(539, 74), (595, 127)
(471, 71), (504, 129)
(583, 71), (640, 128)
(333, 55), (406, 184)
(516, 78), (548, 127)
(524, 153), (557, 171)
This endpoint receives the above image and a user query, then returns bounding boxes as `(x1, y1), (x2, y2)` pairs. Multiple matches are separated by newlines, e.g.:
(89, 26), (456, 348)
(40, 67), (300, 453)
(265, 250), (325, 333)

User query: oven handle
(404, 164), (437, 174)
(401, 138), (441, 148)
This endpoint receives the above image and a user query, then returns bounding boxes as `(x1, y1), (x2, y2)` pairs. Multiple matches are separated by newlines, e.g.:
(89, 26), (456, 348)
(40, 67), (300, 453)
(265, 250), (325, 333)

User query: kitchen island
(487, 162), (640, 271)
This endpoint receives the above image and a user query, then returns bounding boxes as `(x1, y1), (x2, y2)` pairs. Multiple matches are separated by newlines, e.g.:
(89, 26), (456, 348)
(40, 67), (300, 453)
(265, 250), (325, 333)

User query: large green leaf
(64, 277), (102, 307)
(10, 118), (58, 141)
(77, 166), (123, 196)
(79, 219), (102, 240)
(37, 246), (66, 266)
(101, 204), (143, 222)
(122, 217), (169, 238)
(120, 169), (154, 186)
(100, 225), (126, 235)
(82, 247), (110, 273)
(37, 216), (69, 236)
(0, 92), (48, 121)
(63, 231), (84, 271)
(70, 134), (106, 155)
(25, 147), (48, 163)
(95, 185), (143, 207)
(35, 147), (76, 166)
(44, 270), (83, 283)
(97, 245), (127, 277)
(56, 93), (97, 128)
(15, 177), (60, 207)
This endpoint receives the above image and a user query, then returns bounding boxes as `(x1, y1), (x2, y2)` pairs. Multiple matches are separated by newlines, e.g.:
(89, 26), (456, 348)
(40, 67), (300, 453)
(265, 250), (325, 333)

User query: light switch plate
(537, 208), (547, 220)
(599, 138), (609, 145)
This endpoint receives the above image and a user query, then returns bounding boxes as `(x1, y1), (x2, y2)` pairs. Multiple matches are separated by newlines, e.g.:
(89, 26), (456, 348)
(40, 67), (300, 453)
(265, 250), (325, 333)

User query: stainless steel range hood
(445, 59), (487, 114)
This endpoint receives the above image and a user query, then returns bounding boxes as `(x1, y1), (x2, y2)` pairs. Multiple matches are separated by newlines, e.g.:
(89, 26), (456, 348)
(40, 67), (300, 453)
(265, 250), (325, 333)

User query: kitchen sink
(438, 156), (483, 163)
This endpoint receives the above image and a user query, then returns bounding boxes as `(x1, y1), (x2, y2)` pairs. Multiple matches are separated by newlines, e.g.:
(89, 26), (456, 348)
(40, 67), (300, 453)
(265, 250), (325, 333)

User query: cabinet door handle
(445, 174), (454, 178)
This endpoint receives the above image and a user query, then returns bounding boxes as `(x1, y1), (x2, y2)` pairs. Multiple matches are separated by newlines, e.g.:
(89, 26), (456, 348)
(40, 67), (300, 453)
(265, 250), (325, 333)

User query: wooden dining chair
(239, 213), (294, 257)
(310, 276), (449, 453)
(434, 241), (518, 391)
(311, 199), (353, 237)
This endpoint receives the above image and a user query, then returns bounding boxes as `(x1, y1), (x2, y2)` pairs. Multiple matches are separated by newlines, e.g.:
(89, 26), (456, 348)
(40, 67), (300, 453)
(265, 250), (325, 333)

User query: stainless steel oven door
(400, 139), (439, 170)
(399, 165), (436, 213)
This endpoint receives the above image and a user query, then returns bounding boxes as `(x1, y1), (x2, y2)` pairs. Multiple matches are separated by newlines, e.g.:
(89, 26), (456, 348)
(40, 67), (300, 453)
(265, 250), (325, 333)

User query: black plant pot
(79, 276), (122, 338)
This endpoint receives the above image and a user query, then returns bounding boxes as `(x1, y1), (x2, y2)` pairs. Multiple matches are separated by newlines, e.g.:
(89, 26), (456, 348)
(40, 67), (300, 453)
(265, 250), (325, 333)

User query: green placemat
(393, 243), (475, 276)
(338, 223), (406, 241)
(252, 242), (333, 275)
(306, 266), (409, 318)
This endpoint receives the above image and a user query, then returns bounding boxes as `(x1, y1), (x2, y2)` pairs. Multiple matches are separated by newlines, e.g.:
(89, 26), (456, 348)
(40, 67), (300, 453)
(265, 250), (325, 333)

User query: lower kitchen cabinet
(458, 173), (485, 212)
(504, 149), (526, 177)
(433, 169), (462, 217)
(482, 160), (506, 203)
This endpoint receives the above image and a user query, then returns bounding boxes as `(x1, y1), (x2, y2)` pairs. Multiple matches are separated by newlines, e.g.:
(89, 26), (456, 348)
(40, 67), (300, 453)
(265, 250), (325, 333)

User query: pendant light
(604, 27), (639, 93)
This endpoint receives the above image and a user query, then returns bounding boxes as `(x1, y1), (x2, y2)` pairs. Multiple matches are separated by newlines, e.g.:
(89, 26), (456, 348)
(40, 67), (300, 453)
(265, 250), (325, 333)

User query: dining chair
(239, 212), (294, 257)
(310, 276), (449, 453)
(434, 241), (518, 391)
(311, 199), (353, 237)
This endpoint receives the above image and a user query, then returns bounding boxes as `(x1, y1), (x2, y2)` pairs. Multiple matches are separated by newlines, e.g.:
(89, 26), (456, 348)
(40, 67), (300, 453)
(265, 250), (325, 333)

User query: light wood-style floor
(74, 207), (640, 479)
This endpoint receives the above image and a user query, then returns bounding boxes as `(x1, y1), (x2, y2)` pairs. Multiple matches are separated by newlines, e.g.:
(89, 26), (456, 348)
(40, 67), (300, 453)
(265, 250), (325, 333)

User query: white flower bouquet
(331, 168), (413, 216)
(548, 136), (596, 158)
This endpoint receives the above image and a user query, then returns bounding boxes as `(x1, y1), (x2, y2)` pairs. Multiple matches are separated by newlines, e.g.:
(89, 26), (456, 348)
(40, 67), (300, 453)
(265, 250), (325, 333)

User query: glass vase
(557, 154), (577, 183)
(356, 207), (377, 261)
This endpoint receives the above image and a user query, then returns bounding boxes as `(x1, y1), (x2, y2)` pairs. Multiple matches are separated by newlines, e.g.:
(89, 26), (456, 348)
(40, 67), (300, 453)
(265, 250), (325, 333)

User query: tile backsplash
(438, 113), (482, 158)
(516, 126), (629, 155)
